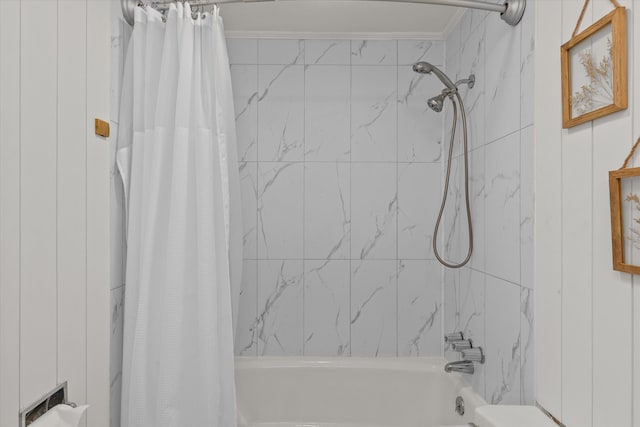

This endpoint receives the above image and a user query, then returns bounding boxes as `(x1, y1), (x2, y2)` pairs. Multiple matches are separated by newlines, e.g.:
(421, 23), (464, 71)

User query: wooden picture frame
(609, 167), (640, 274)
(561, 7), (627, 129)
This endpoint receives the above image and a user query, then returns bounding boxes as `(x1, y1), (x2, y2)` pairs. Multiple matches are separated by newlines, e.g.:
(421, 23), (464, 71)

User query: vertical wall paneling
(86, 1), (111, 425)
(560, 1), (594, 426)
(19, 0), (59, 407)
(534, 0), (563, 418)
(0, 0), (22, 424)
(536, 0), (636, 425)
(591, 0), (633, 425)
(591, 70), (634, 427)
(0, 0), (113, 421)
(57, 0), (88, 415)
(635, 277), (640, 427)
(633, 5), (640, 426)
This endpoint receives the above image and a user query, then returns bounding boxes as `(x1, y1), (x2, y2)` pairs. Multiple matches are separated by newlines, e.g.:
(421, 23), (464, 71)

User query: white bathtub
(235, 357), (486, 427)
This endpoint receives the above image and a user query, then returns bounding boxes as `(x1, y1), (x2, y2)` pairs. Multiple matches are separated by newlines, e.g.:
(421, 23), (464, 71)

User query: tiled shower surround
(227, 4), (535, 404)
(228, 38), (446, 357)
(442, 7), (535, 406)
(110, 11), (535, 423)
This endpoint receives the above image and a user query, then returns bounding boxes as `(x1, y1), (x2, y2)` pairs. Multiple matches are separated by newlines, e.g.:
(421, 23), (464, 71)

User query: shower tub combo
(235, 357), (485, 427)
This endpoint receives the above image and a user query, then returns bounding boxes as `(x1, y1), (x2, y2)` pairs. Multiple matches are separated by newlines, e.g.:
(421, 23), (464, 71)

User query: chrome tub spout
(444, 360), (475, 374)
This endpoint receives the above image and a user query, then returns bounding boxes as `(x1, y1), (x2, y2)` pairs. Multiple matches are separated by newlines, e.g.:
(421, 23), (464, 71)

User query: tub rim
(234, 356), (484, 400)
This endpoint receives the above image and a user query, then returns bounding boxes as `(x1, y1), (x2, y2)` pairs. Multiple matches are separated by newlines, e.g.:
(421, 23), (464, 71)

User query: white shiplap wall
(0, 1), (111, 426)
(535, 0), (637, 426)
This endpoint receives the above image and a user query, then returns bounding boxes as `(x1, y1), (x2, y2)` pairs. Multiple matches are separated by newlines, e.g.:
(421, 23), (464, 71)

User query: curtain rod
(121, 0), (525, 27)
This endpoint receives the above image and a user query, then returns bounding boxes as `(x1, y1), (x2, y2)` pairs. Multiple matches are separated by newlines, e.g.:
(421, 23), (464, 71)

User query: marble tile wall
(442, 6), (535, 405)
(228, 38), (446, 357)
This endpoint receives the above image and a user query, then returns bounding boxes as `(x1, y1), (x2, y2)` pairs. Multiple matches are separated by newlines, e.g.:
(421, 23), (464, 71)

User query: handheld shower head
(412, 61), (457, 91)
(413, 62), (475, 114)
(412, 61), (434, 74)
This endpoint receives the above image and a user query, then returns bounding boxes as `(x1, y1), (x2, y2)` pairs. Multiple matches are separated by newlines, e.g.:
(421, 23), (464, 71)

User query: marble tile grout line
(302, 38), (306, 356)
(255, 40), (260, 356)
(395, 40), (399, 357)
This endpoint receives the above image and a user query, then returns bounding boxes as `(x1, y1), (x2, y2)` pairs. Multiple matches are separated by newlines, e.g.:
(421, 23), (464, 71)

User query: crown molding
(441, 7), (465, 39)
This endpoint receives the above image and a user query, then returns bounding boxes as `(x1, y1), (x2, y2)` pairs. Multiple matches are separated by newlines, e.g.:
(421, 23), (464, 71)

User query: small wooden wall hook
(95, 118), (110, 138)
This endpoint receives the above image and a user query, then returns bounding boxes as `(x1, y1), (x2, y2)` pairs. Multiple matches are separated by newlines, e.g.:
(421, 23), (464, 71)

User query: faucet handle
(444, 332), (464, 343)
(450, 339), (472, 352)
(461, 347), (485, 364)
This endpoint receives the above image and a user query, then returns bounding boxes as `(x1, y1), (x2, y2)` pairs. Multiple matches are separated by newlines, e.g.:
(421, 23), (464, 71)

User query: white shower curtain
(116, 3), (242, 426)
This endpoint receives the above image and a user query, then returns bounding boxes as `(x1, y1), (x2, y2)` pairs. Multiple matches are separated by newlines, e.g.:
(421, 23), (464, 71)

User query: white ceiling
(219, 1), (465, 39)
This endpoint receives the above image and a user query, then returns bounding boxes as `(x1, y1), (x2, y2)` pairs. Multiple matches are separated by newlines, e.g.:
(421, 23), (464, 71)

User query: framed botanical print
(561, 7), (627, 128)
(609, 167), (640, 274)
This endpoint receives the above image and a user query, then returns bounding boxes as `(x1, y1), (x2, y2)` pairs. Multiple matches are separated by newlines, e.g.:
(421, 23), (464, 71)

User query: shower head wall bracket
(455, 74), (475, 90)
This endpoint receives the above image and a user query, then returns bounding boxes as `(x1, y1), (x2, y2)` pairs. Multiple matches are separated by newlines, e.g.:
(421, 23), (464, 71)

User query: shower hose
(432, 91), (473, 268)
